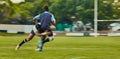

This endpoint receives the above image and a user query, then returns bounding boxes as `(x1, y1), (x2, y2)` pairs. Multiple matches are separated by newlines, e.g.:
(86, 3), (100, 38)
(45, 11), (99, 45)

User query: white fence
(0, 24), (120, 36)
(66, 32), (120, 36)
(0, 24), (34, 33)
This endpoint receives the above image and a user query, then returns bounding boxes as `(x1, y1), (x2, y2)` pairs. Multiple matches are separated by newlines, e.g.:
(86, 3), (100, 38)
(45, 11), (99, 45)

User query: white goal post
(97, 20), (120, 22)
(94, 0), (98, 37)
(94, 0), (120, 37)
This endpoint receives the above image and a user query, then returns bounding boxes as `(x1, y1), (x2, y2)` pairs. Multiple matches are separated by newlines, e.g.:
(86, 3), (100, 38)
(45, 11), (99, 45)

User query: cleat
(35, 48), (42, 52)
(15, 44), (20, 51)
(35, 47), (42, 52)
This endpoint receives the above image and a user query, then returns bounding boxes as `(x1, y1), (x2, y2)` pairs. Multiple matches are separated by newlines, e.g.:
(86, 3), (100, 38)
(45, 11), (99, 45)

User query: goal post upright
(94, 0), (98, 37)
(93, 0), (120, 37)
(97, 20), (120, 22)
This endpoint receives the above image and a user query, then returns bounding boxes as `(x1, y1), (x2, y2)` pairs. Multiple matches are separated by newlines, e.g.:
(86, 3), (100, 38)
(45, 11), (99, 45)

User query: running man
(15, 5), (56, 52)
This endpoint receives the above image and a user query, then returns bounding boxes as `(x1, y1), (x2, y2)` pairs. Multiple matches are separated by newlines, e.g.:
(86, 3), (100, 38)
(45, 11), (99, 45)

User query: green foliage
(0, 0), (120, 26)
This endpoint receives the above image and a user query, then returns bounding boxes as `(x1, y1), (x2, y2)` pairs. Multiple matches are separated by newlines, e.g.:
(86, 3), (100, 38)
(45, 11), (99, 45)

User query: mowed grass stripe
(0, 36), (120, 59)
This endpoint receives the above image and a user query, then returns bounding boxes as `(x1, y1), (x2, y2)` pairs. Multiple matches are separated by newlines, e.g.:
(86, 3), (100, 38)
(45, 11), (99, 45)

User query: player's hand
(50, 25), (56, 28)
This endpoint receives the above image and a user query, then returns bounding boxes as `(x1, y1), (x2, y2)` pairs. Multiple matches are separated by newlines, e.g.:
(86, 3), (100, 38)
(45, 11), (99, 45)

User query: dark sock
(18, 39), (27, 46)
(43, 38), (50, 44)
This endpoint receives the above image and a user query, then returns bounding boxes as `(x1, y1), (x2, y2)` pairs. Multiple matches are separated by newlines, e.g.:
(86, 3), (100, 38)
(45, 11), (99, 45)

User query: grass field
(0, 34), (120, 59)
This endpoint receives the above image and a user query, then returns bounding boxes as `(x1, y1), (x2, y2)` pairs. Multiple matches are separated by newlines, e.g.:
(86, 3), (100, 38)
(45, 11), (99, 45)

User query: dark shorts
(30, 30), (35, 35)
(39, 28), (53, 36)
(30, 28), (53, 36)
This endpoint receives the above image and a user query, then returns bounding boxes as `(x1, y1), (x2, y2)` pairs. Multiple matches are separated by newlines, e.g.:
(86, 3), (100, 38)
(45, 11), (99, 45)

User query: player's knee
(26, 38), (31, 42)
(26, 37), (33, 41)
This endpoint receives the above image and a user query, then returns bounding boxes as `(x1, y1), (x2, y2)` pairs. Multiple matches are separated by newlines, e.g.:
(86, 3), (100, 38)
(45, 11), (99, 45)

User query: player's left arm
(33, 14), (41, 24)
(51, 14), (56, 25)
(50, 14), (56, 28)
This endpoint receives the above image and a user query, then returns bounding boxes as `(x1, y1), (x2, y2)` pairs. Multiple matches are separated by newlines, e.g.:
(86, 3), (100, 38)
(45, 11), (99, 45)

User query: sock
(38, 40), (43, 49)
(18, 39), (27, 46)
(43, 38), (50, 44)
(43, 37), (54, 44)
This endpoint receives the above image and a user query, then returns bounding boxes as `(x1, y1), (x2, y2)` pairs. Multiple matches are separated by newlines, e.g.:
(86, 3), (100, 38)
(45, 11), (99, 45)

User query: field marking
(71, 56), (86, 59)
(0, 46), (112, 49)
(0, 46), (113, 50)
(0, 46), (106, 49)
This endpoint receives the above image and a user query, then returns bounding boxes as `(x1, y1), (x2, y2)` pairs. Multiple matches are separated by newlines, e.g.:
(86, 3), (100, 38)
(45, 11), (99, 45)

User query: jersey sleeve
(34, 14), (40, 20)
(51, 14), (56, 22)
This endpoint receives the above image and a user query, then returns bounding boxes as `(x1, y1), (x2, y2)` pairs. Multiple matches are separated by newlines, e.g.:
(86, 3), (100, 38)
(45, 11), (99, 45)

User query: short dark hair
(43, 5), (49, 11)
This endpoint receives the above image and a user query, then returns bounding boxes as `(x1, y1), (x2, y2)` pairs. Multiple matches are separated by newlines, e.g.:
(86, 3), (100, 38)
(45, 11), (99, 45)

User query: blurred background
(0, 0), (120, 36)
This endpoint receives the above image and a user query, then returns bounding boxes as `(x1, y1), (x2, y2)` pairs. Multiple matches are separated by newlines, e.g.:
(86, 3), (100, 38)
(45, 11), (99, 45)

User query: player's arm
(33, 14), (41, 24)
(50, 14), (56, 29)
(51, 14), (56, 25)
(33, 18), (38, 24)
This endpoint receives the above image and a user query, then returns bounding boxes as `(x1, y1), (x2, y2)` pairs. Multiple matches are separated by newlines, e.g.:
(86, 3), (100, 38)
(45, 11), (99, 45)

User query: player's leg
(43, 30), (54, 44)
(43, 36), (54, 44)
(36, 35), (46, 51)
(36, 31), (54, 51)
(36, 32), (54, 51)
(36, 29), (54, 51)
(15, 30), (35, 50)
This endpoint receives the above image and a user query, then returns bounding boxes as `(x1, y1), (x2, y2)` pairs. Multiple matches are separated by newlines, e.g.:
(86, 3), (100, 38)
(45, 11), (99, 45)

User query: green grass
(0, 35), (120, 59)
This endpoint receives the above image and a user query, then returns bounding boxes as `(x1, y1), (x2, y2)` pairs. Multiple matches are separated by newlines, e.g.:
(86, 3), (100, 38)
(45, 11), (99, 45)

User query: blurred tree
(98, 0), (120, 30)
(0, 0), (120, 26)
(0, 0), (12, 23)
(50, 0), (94, 24)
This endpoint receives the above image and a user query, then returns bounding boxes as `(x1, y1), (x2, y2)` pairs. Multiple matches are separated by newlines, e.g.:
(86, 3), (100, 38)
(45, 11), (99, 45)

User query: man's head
(43, 5), (49, 11)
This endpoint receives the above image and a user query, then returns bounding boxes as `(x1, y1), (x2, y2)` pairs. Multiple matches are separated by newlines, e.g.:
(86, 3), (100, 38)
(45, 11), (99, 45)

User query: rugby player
(15, 5), (56, 52)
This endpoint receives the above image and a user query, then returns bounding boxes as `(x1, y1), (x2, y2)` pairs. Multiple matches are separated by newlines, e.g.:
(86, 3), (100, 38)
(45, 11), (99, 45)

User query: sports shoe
(15, 44), (20, 51)
(35, 47), (42, 52)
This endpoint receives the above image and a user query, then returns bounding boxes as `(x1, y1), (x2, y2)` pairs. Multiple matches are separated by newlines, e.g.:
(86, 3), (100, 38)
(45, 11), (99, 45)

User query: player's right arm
(33, 14), (41, 24)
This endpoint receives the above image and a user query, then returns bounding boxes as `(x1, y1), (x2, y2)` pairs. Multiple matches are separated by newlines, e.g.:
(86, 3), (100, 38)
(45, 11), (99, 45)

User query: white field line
(0, 46), (112, 50)
(0, 46), (85, 50)
(71, 56), (86, 59)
